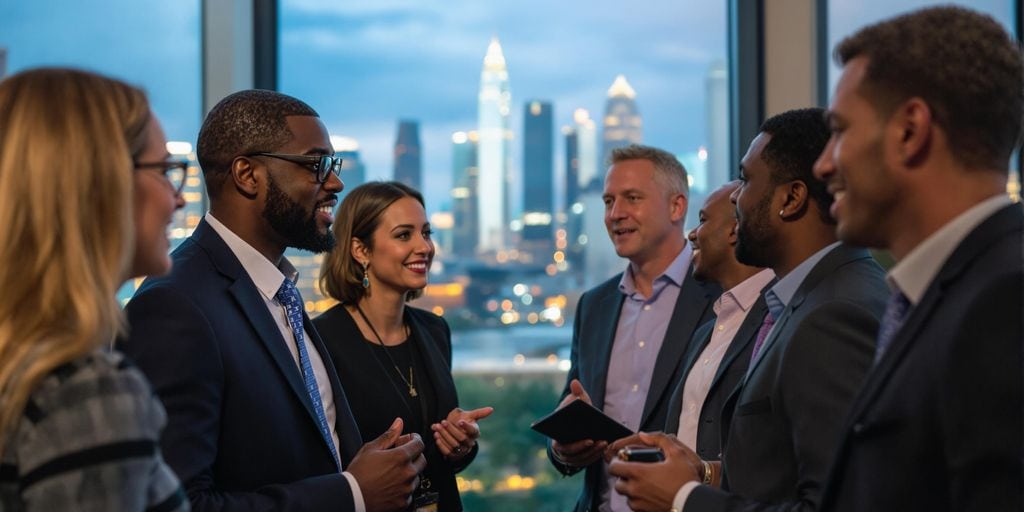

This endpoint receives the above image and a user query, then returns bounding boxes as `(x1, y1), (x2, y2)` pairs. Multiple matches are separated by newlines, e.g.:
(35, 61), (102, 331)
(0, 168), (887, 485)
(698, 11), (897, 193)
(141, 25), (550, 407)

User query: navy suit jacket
(313, 305), (475, 511)
(819, 203), (1024, 512)
(548, 265), (719, 512)
(122, 220), (363, 511)
(663, 282), (771, 461)
(688, 244), (887, 511)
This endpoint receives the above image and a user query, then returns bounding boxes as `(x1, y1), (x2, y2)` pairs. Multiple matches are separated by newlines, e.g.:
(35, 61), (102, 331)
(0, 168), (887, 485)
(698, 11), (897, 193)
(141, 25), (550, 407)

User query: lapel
(193, 221), (333, 456)
(665, 320), (715, 433)
(406, 309), (458, 419)
(709, 290), (769, 392)
(590, 280), (626, 409)
(845, 204), (1023, 423)
(745, 244), (871, 382)
(639, 270), (717, 428)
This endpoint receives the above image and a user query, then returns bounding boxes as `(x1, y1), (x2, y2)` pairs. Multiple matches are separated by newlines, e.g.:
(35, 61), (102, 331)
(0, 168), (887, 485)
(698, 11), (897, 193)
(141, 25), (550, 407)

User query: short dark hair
(835, 6), (1023, 171)
(320, 181), (427, 304)
(196, 89), (319, 197)
(759, 108), (833, 225)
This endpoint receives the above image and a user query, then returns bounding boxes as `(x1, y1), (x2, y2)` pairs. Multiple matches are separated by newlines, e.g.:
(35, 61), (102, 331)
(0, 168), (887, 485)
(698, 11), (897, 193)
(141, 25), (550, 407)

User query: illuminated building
(477, 37), (512, 252)
(393, 119), (421, 190)
(521, 100), (553, 255)
(451, 130), (479, 258)
(601, 74), (641, 166)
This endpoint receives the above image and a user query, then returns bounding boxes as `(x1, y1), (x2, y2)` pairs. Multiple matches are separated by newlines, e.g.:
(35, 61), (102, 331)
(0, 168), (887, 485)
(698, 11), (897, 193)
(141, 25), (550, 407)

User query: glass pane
(0, 1), (204, 303)
(280, 1), (728, 508)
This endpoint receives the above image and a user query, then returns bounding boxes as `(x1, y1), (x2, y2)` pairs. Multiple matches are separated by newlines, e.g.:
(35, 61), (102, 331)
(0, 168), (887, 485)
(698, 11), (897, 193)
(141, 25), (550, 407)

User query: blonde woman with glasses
(0, 68), (188, 511)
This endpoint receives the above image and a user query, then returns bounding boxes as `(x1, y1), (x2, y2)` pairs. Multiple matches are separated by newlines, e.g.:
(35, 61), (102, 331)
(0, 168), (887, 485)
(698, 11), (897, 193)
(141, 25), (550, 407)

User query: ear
(230, 156), (260, 198)
(669, 193), (688, 224)
(891, 97), (933, 167)
(727, 220), (738, 246)
(351, 237), (370, 266)
(778, 180), (809, 219)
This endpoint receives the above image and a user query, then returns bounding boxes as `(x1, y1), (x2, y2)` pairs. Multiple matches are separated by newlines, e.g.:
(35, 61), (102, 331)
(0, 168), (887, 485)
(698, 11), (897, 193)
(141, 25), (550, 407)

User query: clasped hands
(549, 379), (716, 512)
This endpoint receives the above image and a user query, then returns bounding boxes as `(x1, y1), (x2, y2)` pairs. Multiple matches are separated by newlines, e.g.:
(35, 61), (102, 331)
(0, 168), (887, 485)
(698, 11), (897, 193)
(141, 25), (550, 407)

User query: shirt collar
(618, 242), (693, 297)
(715, 268), (776, 316)
(205, 212), (296, 301)
(768, 241), (841, 313)
(887, 195), (1011, 305)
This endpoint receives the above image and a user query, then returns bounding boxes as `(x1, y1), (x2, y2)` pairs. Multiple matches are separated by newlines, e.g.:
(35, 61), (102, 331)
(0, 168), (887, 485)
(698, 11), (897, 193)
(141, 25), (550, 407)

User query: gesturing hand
(431, 406), (494, 461)
(550, 379), (607, 468)
(347, 417), (428, 512)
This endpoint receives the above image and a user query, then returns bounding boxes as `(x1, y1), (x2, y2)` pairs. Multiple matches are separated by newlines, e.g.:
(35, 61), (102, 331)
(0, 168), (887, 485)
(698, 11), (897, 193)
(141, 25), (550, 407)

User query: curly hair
(835, 6), (1023, 171)
(759, 108), (834, 225)
(196, 89), (319, 198)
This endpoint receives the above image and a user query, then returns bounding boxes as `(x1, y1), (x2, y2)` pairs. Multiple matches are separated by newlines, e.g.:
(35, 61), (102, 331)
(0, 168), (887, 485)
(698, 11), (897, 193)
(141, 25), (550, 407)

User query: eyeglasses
(134, 159), (188, 194)
(246, 152), (343, 183)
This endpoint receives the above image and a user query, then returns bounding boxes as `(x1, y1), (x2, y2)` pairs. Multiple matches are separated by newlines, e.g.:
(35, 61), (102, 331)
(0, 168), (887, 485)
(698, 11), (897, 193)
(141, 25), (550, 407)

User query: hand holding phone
(616, 446), (665, 463)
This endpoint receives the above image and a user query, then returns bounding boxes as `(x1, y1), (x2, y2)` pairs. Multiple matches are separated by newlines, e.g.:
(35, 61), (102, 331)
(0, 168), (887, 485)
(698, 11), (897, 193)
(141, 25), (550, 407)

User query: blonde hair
(320, 181), (426, 304)
(0, 68), (149, 450)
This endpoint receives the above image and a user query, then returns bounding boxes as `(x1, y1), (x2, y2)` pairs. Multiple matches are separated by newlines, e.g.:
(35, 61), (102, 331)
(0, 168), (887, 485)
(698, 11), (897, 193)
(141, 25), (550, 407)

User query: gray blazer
(688, 244), (887, 511)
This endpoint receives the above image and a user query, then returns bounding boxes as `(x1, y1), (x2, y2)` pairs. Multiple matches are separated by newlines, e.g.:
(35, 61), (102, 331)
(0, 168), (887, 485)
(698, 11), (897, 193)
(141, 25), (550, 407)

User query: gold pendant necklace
(355, 304), (418, 397)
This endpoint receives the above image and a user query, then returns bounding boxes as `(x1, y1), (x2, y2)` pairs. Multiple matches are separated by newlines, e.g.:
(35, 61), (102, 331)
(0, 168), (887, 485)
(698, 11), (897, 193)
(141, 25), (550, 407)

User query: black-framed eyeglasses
(134, 159), (188, 194)
(246, 152), (343, 183)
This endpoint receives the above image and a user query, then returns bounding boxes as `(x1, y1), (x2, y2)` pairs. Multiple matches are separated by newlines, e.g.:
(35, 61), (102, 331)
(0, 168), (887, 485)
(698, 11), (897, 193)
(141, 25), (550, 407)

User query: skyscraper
(0, 48), (6, 79)
(705, 60), (729, 189)
(393, 120), (421, 190)
(601, 74), (642, 166)
(451, 130), (479, 258)
(522, 100), (553, 250)
(572, 108), (599, 189)
(477, 37), (512, 252)
(332, 135), (365, 200)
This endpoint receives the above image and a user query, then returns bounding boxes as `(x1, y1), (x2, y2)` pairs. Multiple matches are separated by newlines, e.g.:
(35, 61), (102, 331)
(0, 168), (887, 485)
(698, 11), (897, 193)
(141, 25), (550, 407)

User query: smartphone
(616, 446), (665, 462)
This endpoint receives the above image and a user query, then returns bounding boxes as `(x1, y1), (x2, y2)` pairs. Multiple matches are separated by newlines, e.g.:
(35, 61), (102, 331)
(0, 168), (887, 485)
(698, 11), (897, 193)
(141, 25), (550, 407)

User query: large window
(0, 1), (204, 301)
(279, 1), (728, 508)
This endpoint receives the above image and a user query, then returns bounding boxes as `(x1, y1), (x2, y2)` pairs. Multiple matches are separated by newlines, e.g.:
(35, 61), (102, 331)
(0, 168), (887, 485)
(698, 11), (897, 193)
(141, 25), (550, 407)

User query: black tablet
(531, 399), (634, 444)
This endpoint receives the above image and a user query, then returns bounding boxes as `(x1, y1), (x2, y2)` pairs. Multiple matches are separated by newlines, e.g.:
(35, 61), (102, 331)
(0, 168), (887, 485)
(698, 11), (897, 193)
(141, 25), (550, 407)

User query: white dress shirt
(205, 213), (364, 511)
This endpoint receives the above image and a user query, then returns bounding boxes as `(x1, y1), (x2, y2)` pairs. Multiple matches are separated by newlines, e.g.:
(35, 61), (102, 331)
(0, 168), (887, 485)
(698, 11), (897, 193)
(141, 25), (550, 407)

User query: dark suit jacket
(313, 304), (475, 512)
(121, 220), (363, 511)
(688, 244), (887, 511)
(664, 283), (771, 461)
(819, 204), (1024, 512)
(548, 266), (719, 512)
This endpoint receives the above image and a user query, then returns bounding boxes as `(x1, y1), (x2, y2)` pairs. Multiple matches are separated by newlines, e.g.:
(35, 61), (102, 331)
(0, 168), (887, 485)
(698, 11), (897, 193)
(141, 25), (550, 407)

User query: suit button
(852, 423), (864, 434)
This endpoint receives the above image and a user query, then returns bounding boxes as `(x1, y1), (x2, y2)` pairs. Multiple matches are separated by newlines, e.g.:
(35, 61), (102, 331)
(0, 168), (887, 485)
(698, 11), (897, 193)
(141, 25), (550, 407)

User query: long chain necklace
(354, 304), (418, 397)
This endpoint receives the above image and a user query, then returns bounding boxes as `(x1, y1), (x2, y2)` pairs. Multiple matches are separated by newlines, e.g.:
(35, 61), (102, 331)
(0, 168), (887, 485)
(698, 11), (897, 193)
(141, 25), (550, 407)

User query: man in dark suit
(812, 7), (1023, 511)
(662, 181), (773, 464)
(609, 108), (887, 511)
(122, 90), (426, 511)
(546, 144), (719, 512)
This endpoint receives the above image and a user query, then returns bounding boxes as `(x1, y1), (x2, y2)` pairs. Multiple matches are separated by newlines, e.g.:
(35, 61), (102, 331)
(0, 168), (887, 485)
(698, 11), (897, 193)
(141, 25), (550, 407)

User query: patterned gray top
(0, 349), (188, 511)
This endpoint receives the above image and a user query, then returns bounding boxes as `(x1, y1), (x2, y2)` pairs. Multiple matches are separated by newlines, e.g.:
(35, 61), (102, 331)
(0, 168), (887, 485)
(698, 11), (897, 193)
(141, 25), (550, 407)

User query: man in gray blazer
(609, 108), (887, 512)
(546, 144), (719, 512)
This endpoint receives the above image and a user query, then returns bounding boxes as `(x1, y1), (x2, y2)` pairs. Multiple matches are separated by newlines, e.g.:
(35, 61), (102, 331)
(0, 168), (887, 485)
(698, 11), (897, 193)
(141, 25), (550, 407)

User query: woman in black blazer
(315, 181), (492, 511)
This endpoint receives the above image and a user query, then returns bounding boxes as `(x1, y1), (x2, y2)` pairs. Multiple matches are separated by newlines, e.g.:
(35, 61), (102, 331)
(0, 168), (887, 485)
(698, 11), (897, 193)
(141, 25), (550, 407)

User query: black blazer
(819, 204), (1024, 512)
(313, 304), (475, 512)
(548, 265), (719, 512)
(122, 220), (364, 511)
(663, 283), (771, 461)
(688, 244), (887, 511)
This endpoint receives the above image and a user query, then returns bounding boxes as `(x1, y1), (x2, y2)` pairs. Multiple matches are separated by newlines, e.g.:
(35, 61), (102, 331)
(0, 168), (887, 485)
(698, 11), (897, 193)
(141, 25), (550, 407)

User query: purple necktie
(873, 291), (911, 365)
(749, 311), (775, 362)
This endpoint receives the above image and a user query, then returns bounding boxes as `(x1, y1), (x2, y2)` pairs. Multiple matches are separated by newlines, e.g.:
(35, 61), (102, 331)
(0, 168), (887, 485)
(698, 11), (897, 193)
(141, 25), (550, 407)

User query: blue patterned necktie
(275, 278), (341, 470)
(874, 290), (911, 365)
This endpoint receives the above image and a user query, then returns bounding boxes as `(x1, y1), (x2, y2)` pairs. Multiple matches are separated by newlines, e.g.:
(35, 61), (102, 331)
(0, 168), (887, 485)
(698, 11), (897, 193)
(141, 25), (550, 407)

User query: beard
(262, 172), (335, 253)
(734, 190), (776, 268)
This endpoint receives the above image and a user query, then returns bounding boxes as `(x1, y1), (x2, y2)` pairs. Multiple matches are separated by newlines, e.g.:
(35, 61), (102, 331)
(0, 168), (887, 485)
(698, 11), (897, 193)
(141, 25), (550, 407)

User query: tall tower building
(572, 108), (599, 189)
(601, 74), (642, 166)
(332, 135), (365, 200)
(393, 120), (421, 190)
(522, 100), (553, 252)
(451, 130), (479, 258)
(477, 37), (512, 252)
(0, 48), (6, 79)
(705, 61), (729, 189)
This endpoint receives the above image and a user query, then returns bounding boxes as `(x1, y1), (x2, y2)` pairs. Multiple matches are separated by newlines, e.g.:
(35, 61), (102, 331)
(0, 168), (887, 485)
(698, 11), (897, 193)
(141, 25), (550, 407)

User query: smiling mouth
(612, 227), (637, 236)
(405, 262), (429, 271)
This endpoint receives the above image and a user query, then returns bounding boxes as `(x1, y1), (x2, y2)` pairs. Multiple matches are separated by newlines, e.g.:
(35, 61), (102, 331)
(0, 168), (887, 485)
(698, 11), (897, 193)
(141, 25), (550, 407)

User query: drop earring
(361, 262), (370, 289)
